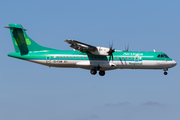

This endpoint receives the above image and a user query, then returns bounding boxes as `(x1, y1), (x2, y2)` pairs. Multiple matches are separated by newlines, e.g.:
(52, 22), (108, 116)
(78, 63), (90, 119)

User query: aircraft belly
(28, 59), (173, 70)
(116, 60), (173, 69)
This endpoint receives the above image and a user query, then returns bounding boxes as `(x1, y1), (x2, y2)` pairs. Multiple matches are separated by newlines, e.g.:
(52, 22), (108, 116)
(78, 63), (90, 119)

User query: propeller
(125, 44), (129, 51)
(107, 42), (115, 61)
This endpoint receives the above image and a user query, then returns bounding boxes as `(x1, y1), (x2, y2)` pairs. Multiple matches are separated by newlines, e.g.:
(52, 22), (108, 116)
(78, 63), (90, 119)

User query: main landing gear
(163, 68), (168, 75)
(90, 69), (105, 76)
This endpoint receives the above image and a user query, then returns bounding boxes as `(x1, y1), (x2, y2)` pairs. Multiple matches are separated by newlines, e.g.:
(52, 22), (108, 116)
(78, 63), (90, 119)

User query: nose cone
(171, 60), (177, 67)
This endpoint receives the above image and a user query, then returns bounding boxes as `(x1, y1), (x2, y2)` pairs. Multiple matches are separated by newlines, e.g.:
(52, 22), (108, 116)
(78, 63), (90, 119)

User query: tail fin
(5, 24), (55, 55)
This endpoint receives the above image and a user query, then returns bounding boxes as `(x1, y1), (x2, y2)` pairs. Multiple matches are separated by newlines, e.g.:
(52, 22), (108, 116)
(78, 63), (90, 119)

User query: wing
(64, 40), (97, 53)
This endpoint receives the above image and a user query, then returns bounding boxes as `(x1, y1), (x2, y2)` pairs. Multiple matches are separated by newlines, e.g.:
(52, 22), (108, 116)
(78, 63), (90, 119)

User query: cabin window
(115, 57), (117, 59)
(126, 57), (127, 59)
(84, 57), (86, 59)
(67, 56), (69, 58)
(122, 57), (124, 59)
(57, 56), (59, 58)
(119, 57), (121, 59)
(70, 56), (72, 58)
(132, 57), (134, 59)
(60, 56), (62, 58)
(54, 56), (56, 58)
(77, 56), (79, 58)
(129, 57), (131, 59)
(64, 56), (65, 58)
(136, 57), (138, 59)
(81, 56), (82, 58)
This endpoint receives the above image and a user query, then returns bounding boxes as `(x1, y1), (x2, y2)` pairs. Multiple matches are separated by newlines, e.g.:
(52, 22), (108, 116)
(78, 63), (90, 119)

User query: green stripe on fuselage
(8, 50), (173, 61)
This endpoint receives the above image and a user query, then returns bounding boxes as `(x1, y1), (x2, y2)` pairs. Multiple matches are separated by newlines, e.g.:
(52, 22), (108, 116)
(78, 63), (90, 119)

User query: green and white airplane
(6, 24), (177, 76)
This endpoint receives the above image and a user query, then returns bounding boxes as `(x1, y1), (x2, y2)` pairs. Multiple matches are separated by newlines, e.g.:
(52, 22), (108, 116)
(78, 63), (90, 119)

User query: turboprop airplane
(5, 24), (177, 76)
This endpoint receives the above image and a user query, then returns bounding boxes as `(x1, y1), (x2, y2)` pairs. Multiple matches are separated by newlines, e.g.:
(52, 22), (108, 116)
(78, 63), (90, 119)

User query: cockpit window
(157, 54), (169, 58)
(164, 55), (169, 58)
(161, 55), (164, 57)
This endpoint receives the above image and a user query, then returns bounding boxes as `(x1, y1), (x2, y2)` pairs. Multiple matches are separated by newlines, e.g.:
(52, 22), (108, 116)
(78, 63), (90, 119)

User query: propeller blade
(125, 44), (129, 51)
(107, 41), (115, 61)
(127, 44), (129, 51)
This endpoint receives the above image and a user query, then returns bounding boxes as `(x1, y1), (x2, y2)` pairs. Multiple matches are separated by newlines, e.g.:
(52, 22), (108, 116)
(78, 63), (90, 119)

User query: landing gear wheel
(164, 71), (168, 75)
(99, 70), (105, 76)
(90, 69), (97, 75)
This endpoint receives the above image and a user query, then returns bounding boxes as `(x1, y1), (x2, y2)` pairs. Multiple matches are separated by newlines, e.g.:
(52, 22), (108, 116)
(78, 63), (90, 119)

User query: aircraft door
(46, 56), (51, 64)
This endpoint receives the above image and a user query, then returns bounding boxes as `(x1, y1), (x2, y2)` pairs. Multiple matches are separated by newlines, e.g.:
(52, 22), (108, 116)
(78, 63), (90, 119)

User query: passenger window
(122, 57), (124, 59)
(115, 57), (117, 59)
(74, 56), (75, 58)
(129, 57), (131, 59)
(132, 57), (134, 59)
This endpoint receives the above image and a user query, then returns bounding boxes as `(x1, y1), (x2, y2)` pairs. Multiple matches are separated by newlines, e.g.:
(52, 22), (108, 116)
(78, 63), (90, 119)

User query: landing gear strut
(163, 68), (168, 75)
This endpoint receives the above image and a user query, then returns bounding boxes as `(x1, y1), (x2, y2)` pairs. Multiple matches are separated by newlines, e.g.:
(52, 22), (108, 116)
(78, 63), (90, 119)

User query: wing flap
(64, 40), (97, 53)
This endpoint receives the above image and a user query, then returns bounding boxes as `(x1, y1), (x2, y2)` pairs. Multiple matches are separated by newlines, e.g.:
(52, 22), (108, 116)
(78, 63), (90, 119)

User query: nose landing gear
(163, 68), (168, 75)
(164, 71), (168, 75)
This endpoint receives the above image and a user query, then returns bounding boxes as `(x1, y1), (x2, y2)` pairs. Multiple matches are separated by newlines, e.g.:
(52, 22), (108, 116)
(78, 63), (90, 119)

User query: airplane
(5, 24), (177, 76)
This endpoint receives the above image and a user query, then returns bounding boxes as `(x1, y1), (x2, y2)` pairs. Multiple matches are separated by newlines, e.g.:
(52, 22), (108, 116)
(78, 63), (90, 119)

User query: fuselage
(6, 24), (177, 76)
(8, 50), (177, 71)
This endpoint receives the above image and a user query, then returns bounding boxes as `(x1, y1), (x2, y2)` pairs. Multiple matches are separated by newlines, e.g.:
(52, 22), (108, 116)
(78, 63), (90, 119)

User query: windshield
(157, 54), (169, 58)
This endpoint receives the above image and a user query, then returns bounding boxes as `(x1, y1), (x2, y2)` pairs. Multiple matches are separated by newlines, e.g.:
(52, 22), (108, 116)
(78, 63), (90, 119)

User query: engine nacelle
(91, 47), (110, 56)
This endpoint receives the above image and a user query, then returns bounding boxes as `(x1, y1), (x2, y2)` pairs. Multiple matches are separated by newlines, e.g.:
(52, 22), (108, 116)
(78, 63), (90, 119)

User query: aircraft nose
(171, 60), (177, 67)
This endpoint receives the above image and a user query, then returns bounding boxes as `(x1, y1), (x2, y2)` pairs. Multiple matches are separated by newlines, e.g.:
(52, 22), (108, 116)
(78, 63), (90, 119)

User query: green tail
(6, 24), (55, 55)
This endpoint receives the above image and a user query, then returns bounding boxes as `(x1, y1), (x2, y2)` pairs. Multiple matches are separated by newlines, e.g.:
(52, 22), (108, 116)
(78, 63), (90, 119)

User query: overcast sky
(1, 0), (180, 120)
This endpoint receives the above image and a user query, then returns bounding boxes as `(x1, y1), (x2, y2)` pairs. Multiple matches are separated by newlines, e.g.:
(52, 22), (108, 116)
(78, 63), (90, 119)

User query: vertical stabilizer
(5, 24), (55, 55)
